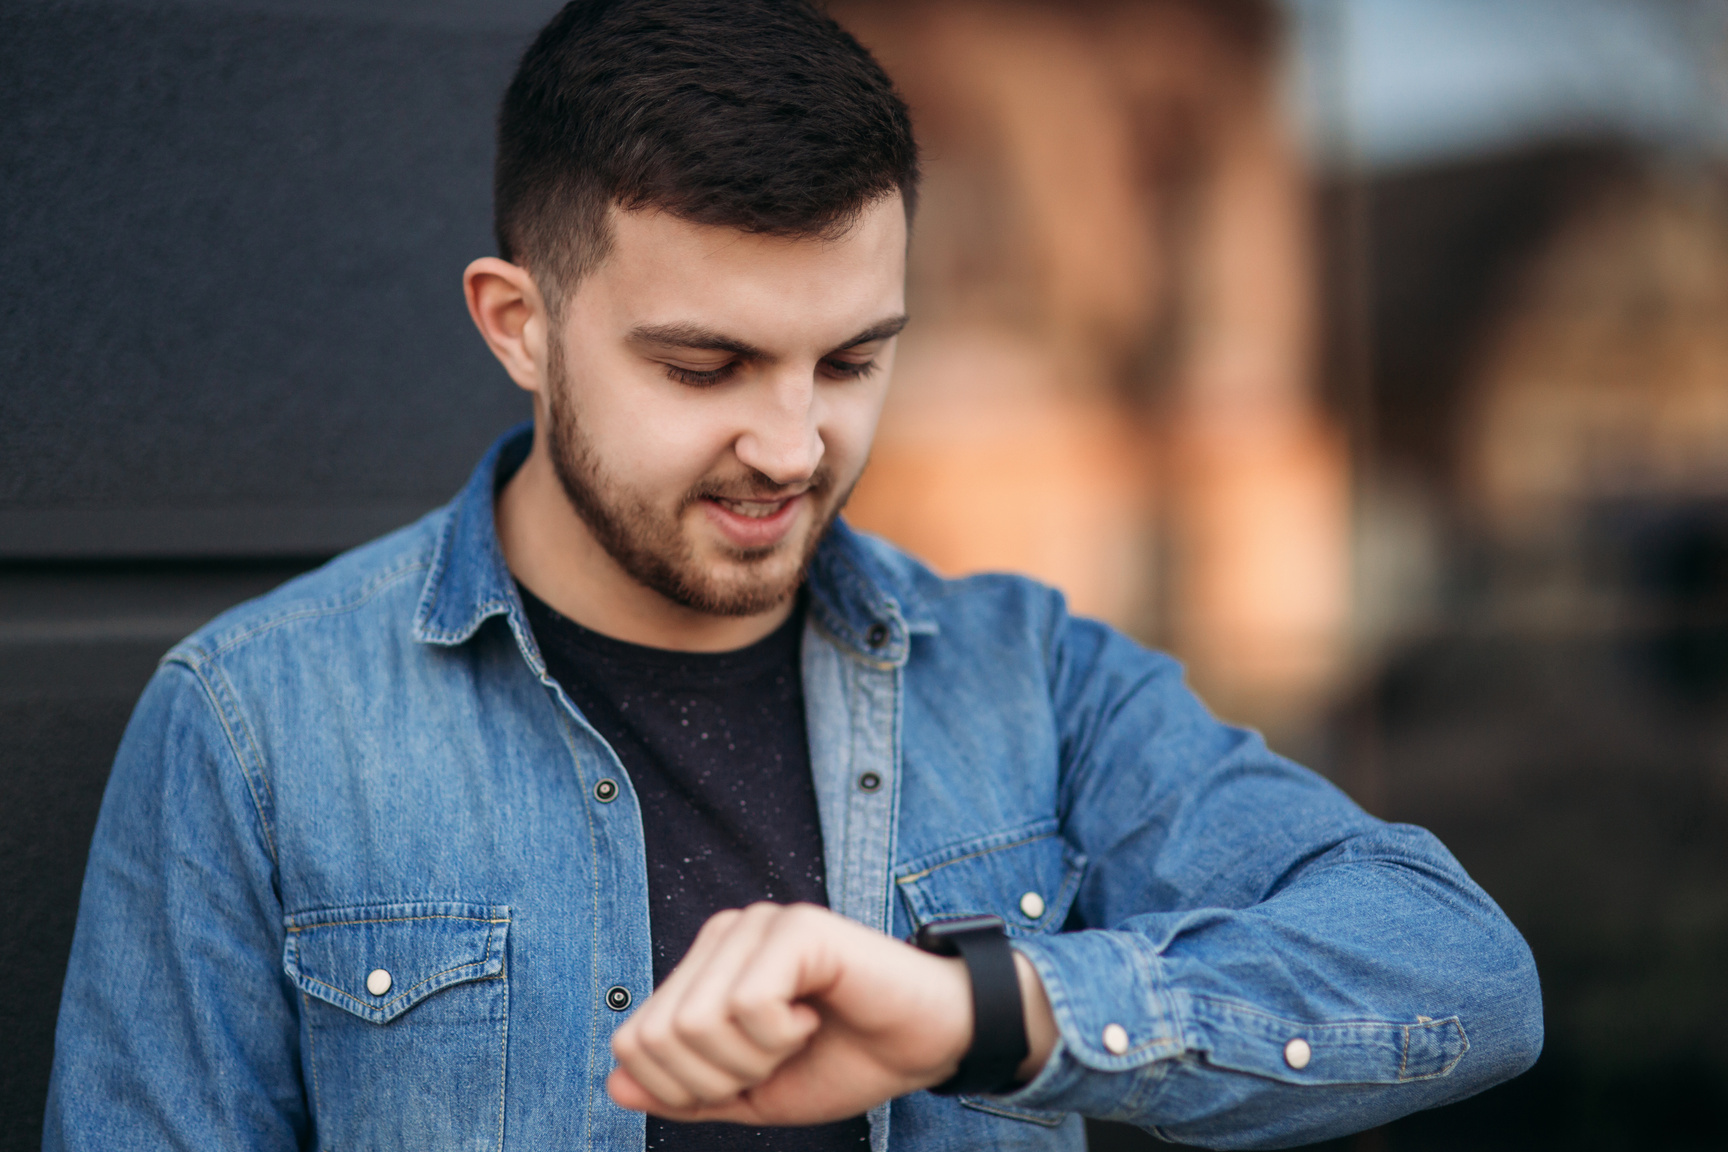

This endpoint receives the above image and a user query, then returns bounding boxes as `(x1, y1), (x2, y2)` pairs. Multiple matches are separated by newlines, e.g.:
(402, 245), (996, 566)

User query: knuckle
(671, 1004), (720, 1044)
(637, 1018), (677, 1058)
(786, 902), (827, 927)
(696, 909), (739, 939)
(731, 986), (780, 1019)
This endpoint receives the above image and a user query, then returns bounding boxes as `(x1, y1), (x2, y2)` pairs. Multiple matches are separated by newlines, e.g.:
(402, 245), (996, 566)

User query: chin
(701, 563), (804, 614)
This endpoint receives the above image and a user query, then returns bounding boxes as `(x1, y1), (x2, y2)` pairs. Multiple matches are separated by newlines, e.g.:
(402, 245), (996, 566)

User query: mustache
(687, 467), (834, 504)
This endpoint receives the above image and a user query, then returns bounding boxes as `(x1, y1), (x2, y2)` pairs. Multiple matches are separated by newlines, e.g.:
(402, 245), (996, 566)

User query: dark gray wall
(1, 1), (554, 1145)
(1, 0), (548, 559)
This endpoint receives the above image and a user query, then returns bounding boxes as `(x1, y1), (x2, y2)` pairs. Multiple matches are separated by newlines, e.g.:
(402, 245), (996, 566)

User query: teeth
(716, 498), (784, 519)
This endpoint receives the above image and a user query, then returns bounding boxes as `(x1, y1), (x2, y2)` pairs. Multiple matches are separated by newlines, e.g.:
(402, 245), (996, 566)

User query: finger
(729, 985), (824, 1057)
(649, 906), (745, 1004)
(617, 988), (763, 1108)
(670, 904), (811, 1077)
(608, 1066), (766, 1125)
(605, 1064), (662, 1113)
(613, 907), (780, 1105)
(611, 1018), (715, 1109)
(727, 905), (850, 1052)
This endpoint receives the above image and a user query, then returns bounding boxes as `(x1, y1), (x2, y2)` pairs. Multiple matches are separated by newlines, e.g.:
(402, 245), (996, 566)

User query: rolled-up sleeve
(986, 612), (1542, 1148)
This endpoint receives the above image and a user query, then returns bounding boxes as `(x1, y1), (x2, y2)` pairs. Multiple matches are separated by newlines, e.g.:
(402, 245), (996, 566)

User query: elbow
(1503, 944), (1545, 1078)
(1457, 928), (1544, 1093)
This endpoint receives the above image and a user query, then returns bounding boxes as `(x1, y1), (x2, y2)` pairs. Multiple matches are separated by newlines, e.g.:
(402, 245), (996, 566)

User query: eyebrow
(627, 314), (909, 360)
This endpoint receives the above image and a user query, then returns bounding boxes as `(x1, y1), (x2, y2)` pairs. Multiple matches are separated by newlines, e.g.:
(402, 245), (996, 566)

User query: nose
(733, 368), (825, 486)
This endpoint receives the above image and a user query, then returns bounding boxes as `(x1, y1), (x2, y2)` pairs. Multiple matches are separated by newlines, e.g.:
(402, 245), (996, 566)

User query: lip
(699, 492), (807, 550)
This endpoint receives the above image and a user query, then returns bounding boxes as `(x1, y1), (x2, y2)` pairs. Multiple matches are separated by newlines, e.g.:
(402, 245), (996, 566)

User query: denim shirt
(46, 427), (1542, 1151)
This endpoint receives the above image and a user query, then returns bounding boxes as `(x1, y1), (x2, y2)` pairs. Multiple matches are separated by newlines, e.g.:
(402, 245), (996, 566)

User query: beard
(543, 339), (853, 617)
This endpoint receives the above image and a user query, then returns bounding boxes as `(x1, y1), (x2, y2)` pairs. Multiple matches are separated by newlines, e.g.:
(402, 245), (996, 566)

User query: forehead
(577, 197), (908, 349)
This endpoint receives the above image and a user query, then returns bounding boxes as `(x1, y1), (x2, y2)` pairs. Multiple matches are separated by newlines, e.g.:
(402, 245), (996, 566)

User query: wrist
(1013, 950), (1057, 1084)
(932, 955), (973, 1079)
(914, 915), (1030, 1095)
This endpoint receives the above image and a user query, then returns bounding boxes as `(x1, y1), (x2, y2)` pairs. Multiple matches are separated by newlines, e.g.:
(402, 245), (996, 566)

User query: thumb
(606, 1066), (661, 1112)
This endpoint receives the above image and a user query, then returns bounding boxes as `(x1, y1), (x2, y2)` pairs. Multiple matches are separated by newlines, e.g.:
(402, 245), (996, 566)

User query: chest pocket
(895, 826), (1086, 939)
(895, 828), (1086, 1129)
(283, 901), (510, 1152)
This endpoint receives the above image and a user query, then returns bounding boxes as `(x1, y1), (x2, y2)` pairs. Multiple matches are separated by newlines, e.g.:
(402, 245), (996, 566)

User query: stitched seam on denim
(803, 589), (903, 669)
(516, 685), (612, 1152)
(495, 954), (510, 1152)
(1399, 1020), (1468, 1081)
(1122, 1058), (1173, 1115)
(301, 988), (326, 1132)
(413, 501), (461, 637)
(883, 663), (904, 936)
(1444, 1021), (1469, 1076)
(209, 659), (279, 865)
(173, 657), (282, 869)
(956, 1098), (1067, 1127)
(899, 851), (1084, 936)
(1020, 935), (1175, 1063)
(1186, 993), (1416, 1036)
(419, 596), (514, 646)
(300, 964), (501, 1016)
(565, 703), (606, 1152)
(200, 560), (429, 660)
(896, 829), (1058, 884)
(1399, 1024), (1412, 1079)
(1022, 854), (1087, 933)
(286, 914), (508, 930)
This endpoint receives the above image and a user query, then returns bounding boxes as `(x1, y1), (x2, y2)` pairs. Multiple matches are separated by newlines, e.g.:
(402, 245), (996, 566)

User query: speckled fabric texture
(520, 584), (868, 1152)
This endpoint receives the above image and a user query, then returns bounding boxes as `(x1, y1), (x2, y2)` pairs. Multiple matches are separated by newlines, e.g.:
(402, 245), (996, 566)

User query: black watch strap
(914, 915), (1029, 1095)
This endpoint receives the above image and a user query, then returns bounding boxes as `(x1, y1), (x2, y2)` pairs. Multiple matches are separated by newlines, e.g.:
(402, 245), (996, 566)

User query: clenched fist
(606, 902), (1056, 1125)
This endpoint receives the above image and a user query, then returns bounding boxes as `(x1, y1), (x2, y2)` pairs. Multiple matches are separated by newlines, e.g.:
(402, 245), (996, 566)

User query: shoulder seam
(161, 658), (282, 869)
(173, 557), (430, 666)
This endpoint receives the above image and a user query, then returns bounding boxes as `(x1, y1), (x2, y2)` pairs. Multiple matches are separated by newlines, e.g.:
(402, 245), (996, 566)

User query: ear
(464, 257), (550, 394)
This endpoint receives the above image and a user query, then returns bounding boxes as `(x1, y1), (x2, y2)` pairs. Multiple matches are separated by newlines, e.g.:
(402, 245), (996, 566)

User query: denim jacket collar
(410, 423), (936, 666)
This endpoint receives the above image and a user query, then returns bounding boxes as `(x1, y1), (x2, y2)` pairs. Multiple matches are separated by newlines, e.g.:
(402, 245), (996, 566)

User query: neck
(495, 431), (797, 653)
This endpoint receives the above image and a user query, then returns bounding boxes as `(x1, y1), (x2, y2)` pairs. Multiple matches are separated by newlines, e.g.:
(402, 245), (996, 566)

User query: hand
(606, 902), (1056, 1125)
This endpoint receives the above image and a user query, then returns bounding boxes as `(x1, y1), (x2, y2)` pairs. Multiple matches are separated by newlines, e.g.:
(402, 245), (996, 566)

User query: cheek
(819, 377), (892, 478)
(567, 356), (734, 498)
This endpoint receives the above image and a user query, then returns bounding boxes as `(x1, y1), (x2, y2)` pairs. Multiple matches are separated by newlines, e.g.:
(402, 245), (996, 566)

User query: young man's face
(544, 195), (907, 617)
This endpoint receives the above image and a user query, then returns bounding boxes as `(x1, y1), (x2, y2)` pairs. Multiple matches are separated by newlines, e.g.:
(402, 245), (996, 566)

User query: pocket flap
(283, 901), (509, 1024)
(896, 827), (1086, 936)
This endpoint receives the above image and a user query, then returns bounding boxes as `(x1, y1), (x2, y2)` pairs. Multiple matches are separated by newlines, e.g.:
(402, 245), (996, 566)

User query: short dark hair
(494, 0), (919, 304)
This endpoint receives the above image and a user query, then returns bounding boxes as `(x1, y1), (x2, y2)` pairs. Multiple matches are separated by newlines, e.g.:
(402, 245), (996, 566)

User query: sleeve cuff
(986, 930), (1187, 1116)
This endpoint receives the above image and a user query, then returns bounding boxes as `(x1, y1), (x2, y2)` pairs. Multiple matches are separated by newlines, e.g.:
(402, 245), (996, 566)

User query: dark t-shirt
(519, 584), (871, 1152)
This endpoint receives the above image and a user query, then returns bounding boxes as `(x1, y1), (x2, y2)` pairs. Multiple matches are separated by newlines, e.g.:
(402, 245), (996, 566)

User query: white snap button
(1284, 1037), (1312, 1070)
(1019, 891), (1046, 920)
(366, 968), (392, 997)
(1102, 1023), (1130, 1055)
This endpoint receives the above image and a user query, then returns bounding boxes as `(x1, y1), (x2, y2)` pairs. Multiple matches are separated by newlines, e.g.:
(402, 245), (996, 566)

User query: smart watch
(913, 914), (1029, 1095)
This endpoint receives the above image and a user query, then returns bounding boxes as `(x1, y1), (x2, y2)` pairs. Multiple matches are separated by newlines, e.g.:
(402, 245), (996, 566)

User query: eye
(821, 357), (879, 380)
(664, 361), (740, 387)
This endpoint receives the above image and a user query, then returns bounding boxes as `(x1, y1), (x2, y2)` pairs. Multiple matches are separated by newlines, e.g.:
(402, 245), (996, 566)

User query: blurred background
(3, 0), (1727, 1148)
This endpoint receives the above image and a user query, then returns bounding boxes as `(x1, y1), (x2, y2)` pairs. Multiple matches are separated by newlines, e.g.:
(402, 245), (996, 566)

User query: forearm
(989, 824), (1542, 1147)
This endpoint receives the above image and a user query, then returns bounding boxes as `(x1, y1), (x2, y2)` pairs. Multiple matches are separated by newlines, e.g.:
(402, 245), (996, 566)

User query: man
(45, 1), (1542, 1148)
